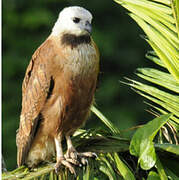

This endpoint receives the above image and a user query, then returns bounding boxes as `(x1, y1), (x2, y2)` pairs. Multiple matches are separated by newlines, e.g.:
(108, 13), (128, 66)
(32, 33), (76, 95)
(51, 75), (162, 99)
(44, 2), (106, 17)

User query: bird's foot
(54, 157), (76, 176)
(77, 152), (97, 165)
(64, 147), (97, 166)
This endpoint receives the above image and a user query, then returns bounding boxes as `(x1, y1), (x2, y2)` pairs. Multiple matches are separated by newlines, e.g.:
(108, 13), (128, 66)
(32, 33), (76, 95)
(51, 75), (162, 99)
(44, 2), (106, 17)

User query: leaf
(83, 164), (91, 180)
(155, 143), (179, 155)
(165, 167), (179, 180)
(130, 14), (179, 82)
(143, 101), (179, 130)
(101, 156), (118, 180)
(147, 171), (160, 180)
(113, 153), (136, 180)
(172, 0), (179, 37)
(136, 68), (179, 93)
(114, 0), (179, 82)
(114, 0), (172, 14)
(126, 78), (179, 123)
(99, 158), (117, 180)
(147, 39), (179, 83)
(155, 155), (168, 180)
(91, 106), (120, 134)
(130, 114), (171, 170)
(122, 3), (179, 49)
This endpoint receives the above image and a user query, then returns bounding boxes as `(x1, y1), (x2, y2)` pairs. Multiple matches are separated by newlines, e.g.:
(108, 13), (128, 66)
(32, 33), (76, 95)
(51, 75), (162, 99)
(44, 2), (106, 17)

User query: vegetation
(3, 0), (150, 170)
(2, 0), (179, 179)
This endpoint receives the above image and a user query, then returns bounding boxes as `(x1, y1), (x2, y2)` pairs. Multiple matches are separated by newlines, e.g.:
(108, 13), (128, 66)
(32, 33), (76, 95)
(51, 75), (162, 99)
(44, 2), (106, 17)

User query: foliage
(115, 0), (179, 141)
(2, 0), (179, 179)
(130, 114), (172, 170)
(115, 0), (179, 178)
(2, 0), (150, 170)
(2, 111), (179, 179)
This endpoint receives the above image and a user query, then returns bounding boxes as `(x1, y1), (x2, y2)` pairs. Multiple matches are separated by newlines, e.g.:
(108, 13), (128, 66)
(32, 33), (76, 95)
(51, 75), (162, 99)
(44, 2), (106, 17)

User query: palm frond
(91, 105), (120, 134)
(114, 0), (179, 82)
(115, 0), (179, 132)
(2, 130), (130, 180)
(3, 0), (179, 179)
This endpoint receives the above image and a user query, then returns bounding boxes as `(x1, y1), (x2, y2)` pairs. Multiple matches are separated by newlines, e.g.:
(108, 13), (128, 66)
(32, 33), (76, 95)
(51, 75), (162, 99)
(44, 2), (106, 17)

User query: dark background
(3, 0), (153, 170)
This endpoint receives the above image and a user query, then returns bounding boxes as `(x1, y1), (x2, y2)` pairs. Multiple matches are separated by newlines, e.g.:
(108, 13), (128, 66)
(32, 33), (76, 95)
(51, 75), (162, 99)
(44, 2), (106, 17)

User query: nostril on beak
(85, 21), (92, 34)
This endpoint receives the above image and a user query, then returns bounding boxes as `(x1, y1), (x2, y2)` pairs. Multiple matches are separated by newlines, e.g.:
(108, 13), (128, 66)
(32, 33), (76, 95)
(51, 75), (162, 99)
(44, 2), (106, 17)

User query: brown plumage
(16, 6), (99, 174)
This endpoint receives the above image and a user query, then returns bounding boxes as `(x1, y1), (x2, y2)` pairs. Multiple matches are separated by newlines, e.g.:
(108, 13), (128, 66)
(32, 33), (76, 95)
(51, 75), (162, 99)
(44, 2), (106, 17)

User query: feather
(16, 6), (100, 168)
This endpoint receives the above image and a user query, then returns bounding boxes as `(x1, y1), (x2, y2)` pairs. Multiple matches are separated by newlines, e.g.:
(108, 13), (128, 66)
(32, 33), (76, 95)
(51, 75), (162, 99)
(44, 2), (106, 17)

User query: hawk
(16, 6), (99, 174)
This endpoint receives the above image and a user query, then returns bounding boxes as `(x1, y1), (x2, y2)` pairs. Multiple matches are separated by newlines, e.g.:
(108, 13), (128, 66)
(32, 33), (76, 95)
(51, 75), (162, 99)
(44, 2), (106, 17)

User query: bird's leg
(64, 135), (79, 165)
(65, 135), (97, 166)
(54, 135), (76, 175)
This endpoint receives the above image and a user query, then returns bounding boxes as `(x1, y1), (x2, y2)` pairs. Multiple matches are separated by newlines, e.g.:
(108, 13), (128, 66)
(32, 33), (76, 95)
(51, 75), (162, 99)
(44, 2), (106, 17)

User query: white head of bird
(52, 6), (93, 36)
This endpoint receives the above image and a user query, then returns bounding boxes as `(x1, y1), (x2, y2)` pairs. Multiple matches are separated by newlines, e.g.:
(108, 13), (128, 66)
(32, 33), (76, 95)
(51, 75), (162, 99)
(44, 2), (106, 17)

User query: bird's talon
(65, 147), (78, 160)
(54, 164), (60, 174)
(66, 158), (79, 166)
(71, 152), (77, 160)
(92, 152), (98, 159)
(68, 166), (76, 176)
(81, 158), (88, 165)
(77, 151), (97, 158)
(54, 158), (76, 175)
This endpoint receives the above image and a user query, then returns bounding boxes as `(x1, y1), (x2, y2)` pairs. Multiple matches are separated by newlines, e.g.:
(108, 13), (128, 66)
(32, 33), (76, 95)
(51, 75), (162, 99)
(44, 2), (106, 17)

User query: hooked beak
(85, 21), (92, 34)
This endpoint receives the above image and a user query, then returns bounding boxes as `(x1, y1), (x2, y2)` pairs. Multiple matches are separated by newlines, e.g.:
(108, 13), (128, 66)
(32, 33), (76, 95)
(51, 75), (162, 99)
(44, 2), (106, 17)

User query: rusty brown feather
(16, 6), (99, 174)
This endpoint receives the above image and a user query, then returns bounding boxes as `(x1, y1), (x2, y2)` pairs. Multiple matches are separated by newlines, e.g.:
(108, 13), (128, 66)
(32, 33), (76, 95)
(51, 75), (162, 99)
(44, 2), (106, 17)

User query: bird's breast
(62, 43), (98, 77)
(42, 40), (99, 135)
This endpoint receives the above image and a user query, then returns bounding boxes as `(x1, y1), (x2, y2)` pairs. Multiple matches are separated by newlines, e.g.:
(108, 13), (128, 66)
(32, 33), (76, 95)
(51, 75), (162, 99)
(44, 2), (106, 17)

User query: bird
(16, 6), (99, 174)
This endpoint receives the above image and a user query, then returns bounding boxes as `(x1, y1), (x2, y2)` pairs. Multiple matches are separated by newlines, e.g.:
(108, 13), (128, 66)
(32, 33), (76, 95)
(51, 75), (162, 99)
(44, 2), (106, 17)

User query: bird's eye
(73, 17), (80, 23)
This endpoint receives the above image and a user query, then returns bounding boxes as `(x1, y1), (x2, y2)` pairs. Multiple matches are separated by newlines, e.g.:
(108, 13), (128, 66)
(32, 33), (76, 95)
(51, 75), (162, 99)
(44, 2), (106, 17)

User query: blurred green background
(3, 0), (154, 170)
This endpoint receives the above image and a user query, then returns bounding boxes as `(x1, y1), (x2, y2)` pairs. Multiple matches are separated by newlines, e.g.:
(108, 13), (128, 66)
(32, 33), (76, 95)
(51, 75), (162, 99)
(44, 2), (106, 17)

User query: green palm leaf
(3, 0), (179, 179)
(114, 0), (179, 82)
(115, 0), (179, 128)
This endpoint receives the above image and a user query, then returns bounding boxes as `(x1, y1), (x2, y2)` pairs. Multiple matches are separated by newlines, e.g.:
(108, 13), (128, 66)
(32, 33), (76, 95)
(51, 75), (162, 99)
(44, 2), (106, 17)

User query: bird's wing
(16, 38), (56, 166)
